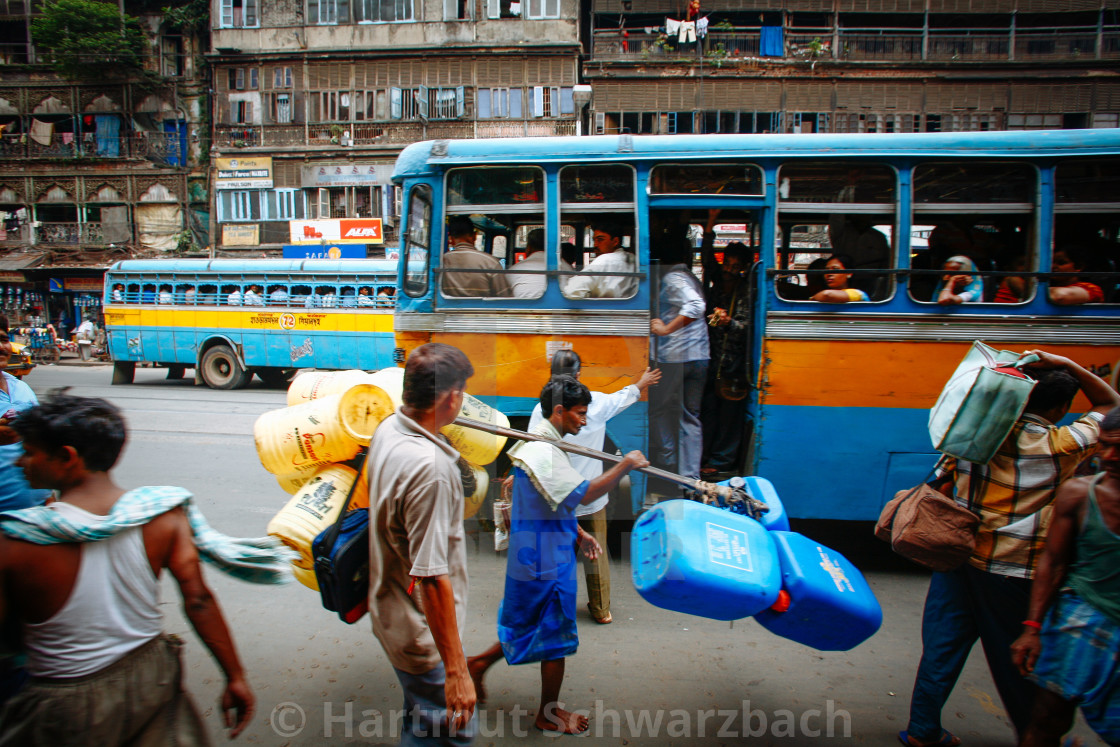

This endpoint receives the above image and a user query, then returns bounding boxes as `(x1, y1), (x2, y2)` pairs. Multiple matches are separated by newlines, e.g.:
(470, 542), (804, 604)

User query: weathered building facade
(584, 0), (1120, 135)
(208, 0), (581, 255)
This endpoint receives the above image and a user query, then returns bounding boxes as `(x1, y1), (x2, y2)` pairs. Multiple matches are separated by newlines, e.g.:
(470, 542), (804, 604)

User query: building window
(220, 190), (262, 221)
(477, 87), (522, 119)
(391, 87), (432, 120)
(1093, 113), (1120, 128)
(229, 68), (245, 91)
(524, 0), (559, 18)
(487, 0), (520, 18)
(266, 189), (304, 221)
(355, 0), (414, 22)
(273, 67), (293, 88)
(271, 93), (293, 124)
(232, 100), (253, 124)
(310, 0), (341, 24)
(1007, 113), (1062, 130)
(531, 86), (575, 118)
(219, 0), (258, 28)
(443, 0), (471, 20)
(432, 87), (465, 120)
(312, 91), (349, 122)
(161, 35), (183, 78)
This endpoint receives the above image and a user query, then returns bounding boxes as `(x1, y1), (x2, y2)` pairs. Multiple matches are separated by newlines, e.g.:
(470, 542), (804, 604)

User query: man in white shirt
(564, 222), (638, 299)
(226, 288), (242, 306)
(527, 350), (660, 624)
(243, 285), (264, 306)
(508, 229), (572, 299)
(268, 286), (288, 306)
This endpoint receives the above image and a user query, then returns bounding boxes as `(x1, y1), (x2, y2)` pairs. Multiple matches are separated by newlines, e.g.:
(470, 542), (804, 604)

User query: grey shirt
(367, 410), (467, 674)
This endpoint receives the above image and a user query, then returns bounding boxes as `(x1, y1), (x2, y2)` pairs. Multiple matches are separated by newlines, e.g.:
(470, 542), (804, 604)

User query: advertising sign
(281, 245), (369, 259)
(215, 156), (273, 189)
(222, 224), (260, 246)
(288, 218), (383, 245)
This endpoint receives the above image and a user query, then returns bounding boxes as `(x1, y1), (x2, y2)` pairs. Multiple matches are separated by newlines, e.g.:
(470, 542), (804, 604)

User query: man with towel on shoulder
(468, 376), (647, 734)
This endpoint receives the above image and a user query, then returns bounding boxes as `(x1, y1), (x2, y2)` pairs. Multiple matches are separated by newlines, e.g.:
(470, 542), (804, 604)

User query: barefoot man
(469, 375), (648, 733)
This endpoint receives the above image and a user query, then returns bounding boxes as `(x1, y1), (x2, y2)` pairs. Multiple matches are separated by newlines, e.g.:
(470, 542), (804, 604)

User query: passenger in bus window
(508, 229), (571, 299)
(268, 285), (288, 306)
(303, 289), (320, 308)
(157, 285), (172, 305)
(564, 221), (637, 299)
(441, 216), (513, 298)
(827, 215), (890, 297)
(111, 283), (124, 303)
(226, 287), (242, 306)
(183, 286), (197, 305)
(340, 287), (357, 308)
(377, 287), (395, 307)
(357, 286), (375, 307)
(809, 255), (870, 303)
(1049, 246), (1104, 305)
(934, 256), (984, 305)
(141, 285), (156, 304)
(993, 256), (1028, 304)
(243, 285), (264, 306)
(320, 286), (338, 308)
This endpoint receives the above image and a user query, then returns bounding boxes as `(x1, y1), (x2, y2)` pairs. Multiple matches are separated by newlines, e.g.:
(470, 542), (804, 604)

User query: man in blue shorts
(1012, 406), (1120, 746)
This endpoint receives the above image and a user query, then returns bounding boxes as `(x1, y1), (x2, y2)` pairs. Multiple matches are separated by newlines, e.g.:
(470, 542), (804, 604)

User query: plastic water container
(753, 531), (883, 651)
(366, 366), (404, 409)
(254, 383), (394, 476)
(716, 476), (790, 532)
(462, 461), (489, 519)
(631, 499), (781, 621)
(441, 393), (509, 466)
(287, 369), (378, 406)
(267, 463), (369, 570)
(276, 472), (312, 496)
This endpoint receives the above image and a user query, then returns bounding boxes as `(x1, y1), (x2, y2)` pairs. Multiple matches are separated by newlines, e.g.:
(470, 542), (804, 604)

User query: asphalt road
(17, 363), (1104, 746)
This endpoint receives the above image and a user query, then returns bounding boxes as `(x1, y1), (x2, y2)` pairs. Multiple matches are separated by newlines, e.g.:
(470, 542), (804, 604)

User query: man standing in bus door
(440, 216), (512, 298)
(366, 343), (478, 744)
(527, 349), (661, 624)
(901, 350), (1120, 747)
(564, 221), (638, 299)
(648, 227), (709, 501)
(1011, 406), (1120, 746)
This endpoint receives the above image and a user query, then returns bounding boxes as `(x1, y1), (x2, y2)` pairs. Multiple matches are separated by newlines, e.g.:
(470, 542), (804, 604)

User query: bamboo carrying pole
(453, 416), (768, 515)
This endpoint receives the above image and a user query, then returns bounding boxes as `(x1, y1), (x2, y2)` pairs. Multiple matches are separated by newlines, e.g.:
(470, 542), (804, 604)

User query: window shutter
(549, 86), (560, 117)
(390, 87), (402, 119)
(221, 0), (233, 27)
(444, 0), (457, 19)
(509, 88), (523, 118)
(245, 101), (253, 123)
(236, 68), (245, 90)
(245, 0), (258, 25)
(417, 85), (429, 120)
(595, 111), (606, 134)
(487, 0), (499, 18)
(456, 86), (465, 118)
(250, 69), (259, 90)
(477, 89), (491, 118)
(318, 189), (330, 219)
(309, 0), (319, 23)
(532, 86), (544, 117)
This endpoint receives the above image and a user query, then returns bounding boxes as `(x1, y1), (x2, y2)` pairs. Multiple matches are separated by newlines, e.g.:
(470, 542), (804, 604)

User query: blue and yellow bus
(103, 259), (398, 389)
(390, 130), (1120, 520)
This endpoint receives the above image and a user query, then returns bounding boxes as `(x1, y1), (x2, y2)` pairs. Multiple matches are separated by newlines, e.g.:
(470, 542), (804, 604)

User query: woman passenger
(810, 255), (869, 303)
(934, 255), (984, 305)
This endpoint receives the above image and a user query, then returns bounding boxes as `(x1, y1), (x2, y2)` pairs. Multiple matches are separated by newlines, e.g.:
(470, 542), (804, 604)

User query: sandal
(898, 730), (961, 747)
(587, 603), (612, 624)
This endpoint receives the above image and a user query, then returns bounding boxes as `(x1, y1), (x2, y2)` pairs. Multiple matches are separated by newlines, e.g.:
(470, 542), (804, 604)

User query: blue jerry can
(630, 499), (781, 621)
(715, 476), (791, 532)
(753, 531), (883, 651)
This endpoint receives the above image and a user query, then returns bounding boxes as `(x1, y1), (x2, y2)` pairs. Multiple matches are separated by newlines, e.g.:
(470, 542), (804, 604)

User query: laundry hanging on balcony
(760, 26), (784, 56)
(95, 115), (120, 157)
(30, 118), (53, 146)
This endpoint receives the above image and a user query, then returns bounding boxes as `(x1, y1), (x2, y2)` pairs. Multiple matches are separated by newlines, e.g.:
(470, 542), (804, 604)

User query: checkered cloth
(1033, 590), (1120, 743)
(0, 486), (293, 584)
(937, 411), (1103, 578)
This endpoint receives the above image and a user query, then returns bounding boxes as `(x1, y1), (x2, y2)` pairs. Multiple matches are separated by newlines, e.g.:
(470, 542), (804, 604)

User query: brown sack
(875, 484), (980, 572)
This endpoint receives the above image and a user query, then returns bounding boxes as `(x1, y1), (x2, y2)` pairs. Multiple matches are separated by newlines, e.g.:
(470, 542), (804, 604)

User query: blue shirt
(0, 373), (49, 511)
(654, 265), (710, 363)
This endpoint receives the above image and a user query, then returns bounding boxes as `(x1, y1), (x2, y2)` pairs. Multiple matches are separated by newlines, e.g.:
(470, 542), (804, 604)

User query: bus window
(141, 284), (157, 303)
(291, 285), (313, 306)
(222, 284), (243, 306)
(317, 285), (338, 307)
(174, 284), (196, 304)
(357, 286), (375, 306)
(649, 163), (764, 196)
(1054, 158), (1120, 304)
(559, 164), (637, 300)
(775, 162), (895, 302)
(157, 285), (173, 304)
(340, 286), (358, 307)
(443, 167), (543, 298)
(197, 284), (218, 305)
(912, 162), (1036, 304)
(125, 283), (140, 303)
(375, 285), (395, 307)
(403, 185), (432, 297)
(267, 285), (289, 306)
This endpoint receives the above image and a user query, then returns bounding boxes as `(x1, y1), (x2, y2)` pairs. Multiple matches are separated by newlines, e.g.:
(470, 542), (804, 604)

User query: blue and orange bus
(103, 259), (398, 389)
(389, 130), (1120, 520)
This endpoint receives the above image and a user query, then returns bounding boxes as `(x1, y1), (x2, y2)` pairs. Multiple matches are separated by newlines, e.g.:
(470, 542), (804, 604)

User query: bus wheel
(200, 345), (251, 390)
(256, 367), (295, 388)
(111, 361), (135, 385)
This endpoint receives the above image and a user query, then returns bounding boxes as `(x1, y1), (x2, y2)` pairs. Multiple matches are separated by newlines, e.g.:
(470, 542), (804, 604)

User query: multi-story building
(208, 0), (582, 256)
(584, 0), (1120, 135)
(0, 2), (207, 330)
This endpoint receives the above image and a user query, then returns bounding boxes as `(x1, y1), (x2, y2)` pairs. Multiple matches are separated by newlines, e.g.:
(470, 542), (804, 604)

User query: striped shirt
(937, 411), (1104, 579)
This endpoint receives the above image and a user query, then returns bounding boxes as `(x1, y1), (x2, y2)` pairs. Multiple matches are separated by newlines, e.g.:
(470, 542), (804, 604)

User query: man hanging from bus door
(527, 349), (661, 625)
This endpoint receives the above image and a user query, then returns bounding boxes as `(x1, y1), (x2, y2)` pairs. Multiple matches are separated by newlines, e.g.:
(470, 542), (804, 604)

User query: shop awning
(0, 252), (48, 270)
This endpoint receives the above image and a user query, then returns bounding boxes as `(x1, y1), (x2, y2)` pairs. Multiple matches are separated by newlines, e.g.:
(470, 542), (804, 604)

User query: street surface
(17, 363), (1105, 746)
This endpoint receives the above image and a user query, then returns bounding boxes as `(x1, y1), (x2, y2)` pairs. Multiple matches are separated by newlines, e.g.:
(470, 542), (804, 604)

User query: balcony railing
(34, 222), (122, 246)
(1, 131), (185, 163)
(216, 120), (579, 150)
(591, 26), (1120, 63)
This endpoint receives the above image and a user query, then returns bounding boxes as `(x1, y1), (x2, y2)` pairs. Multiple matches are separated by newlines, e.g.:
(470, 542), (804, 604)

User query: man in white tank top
(0, 393), (256, 745)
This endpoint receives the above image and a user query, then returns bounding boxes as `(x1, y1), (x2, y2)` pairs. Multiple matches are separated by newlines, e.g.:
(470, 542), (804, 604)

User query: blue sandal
(898, 730), (961, 747)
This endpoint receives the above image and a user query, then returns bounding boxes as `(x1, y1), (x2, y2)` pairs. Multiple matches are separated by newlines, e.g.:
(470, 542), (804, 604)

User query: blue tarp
(95, 115), (120, 157)
(761, 26), (784, 57)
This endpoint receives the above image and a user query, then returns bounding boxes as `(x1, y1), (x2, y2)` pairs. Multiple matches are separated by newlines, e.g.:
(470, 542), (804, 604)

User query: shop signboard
(281, 244), (368, 259)
(215, 156), (273, 189)
(288, 218), (383, 245)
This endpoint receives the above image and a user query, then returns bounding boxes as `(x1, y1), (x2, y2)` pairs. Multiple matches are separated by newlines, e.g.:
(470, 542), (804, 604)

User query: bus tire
(199, 345), (251, 390)
(166, 364), (188, 380)
(256, 367), (295, 388)
(111, 361), (135, 385)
